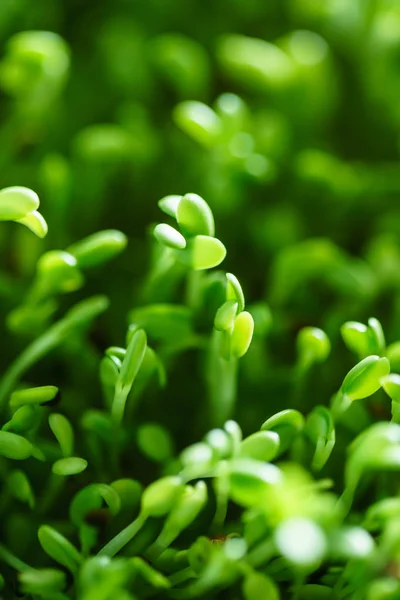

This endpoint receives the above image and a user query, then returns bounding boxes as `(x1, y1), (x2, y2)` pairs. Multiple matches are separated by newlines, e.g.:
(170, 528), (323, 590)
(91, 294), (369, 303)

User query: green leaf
(175, 235), (226, 270)
(8, 469), (35, 508)
(230, 311), (254, 358)
(226, 273), (245, 313)
(243, 571), (280, 600)
(0, 186), (39, 220)
(181, 442), (214, 469)
(78, 556), (131, 594)
(149, 482), (207, 557)
(10, 385), (59, 409)
(19, 568), (67, 596)
(381, 373), (400, 403)
(158, 194), (183, 218)
(261, 409), (305, 453)
(49, 413), (74, 457)
(15, 210), (48, 238)
(217, 35), (295, 92)
(0, 431), (33, 459)
(36, 250), (84, 294)
(117, 328), (147, 393)
(228, 458), (281, 507)
(153, 223), (187, 249)
(305, 406), (335, 471)
(174, 101), (221, 147)
(2, 405), (40, 433)
(238, 431), (280, 462)
(62, 295), (109, 329)
(137, 422), (174, 463)
(214, 300), (238, 331)
(341, 318), (385, 358)
(341, 356), (390, 401)
(141, 476), (184, 517)
(38, 526), (82, 573)
(70, 484), (121, 526)
(341, 321), (369, 357)
(67, 230), (127, 268)
(105, 347), (126, 361)
(367, 318), (386, 356)
(100, 356), (120, 393)
(176, 193), (215, 237)
(297, 327), (331, 367)
(204, 428), (232, 458)
(111, 479), (142, 511)
(52, 457), (88, 476)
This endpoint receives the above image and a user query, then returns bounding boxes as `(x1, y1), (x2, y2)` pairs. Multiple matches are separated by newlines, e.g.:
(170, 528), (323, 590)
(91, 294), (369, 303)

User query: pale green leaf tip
(15, 210), (48, 238)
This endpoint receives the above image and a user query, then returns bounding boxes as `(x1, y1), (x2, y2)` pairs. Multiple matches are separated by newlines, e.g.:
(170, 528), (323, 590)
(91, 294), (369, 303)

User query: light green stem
(98, 513), (147, 557)
(185, 270), (203, 311)
(0, 543), (30, 572)
(0, 297), (107, 411)
(38, 473), (65, 515)
(168, 567), (195, 587)
(330, 390), (351, 423)
(206, 330), (238, 426)
(391, 400), (400, 424)
(247, 538), (275, 568)
(211, 472), (229, 534)
(111, 384), (129, 426)
(0, 320), (69, 410)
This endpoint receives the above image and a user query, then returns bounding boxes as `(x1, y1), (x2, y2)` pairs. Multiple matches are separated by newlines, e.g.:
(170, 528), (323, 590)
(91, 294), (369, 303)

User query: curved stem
(0, 320), (68, 410)
(98, 513), (147, 557)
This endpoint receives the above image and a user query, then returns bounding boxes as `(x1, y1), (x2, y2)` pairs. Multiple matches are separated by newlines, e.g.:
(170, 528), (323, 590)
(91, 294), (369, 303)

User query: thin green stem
(38, 473), (65, 515)
(98, 513), (147, 557)
(168, 567), (195, 587)
(206, 330), (238, 427)
(210, 473), (229, 534)
(330, 390), (351, 423)
(0, 543), (31, 572)
(292, 361), (309, 408)
(111, 384), (129, 426)
(0, 321), (68, 410)
(0, 297), (107, 411)
(247, 538), (275, 568)
(185, 270), (203, 311)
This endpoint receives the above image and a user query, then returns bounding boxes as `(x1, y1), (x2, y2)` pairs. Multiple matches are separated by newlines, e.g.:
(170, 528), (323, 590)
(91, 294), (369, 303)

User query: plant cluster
(1, 2), (400, 599)
(0, 189), (399, 599)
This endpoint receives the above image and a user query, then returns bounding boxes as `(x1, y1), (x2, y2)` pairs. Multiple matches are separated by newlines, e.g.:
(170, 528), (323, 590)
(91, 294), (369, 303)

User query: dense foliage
(1, 1), (400, 598)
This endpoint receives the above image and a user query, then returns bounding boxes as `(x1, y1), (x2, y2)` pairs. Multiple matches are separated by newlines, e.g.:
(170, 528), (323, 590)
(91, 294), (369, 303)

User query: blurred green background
(1, 0), (400, 448)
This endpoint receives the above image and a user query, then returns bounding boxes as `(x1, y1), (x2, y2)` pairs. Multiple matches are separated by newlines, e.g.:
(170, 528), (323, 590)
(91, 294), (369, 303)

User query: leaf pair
(155, 193), (226, 270)
(214, 273), (254, 359)
(0, 186), (47, 238)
